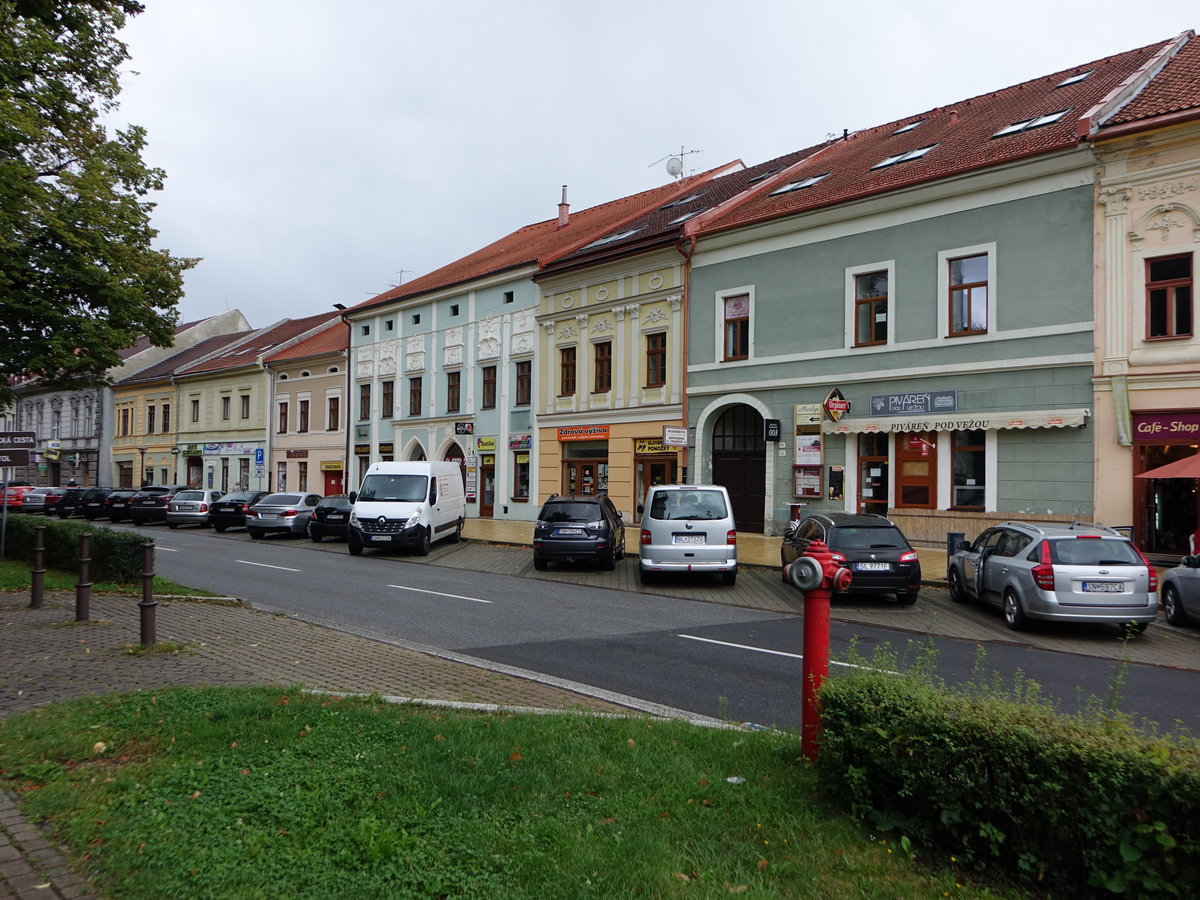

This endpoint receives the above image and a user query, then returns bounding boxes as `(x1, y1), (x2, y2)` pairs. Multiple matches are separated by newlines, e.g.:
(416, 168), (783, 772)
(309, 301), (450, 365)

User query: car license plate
(326, 514), (345, 521)
(673, 534), (704, 544)
(855, 562), (892, 571)
(1082, 582), (1123, 592)
(555, 527), (584, 536)
(370, 535), (390, 542)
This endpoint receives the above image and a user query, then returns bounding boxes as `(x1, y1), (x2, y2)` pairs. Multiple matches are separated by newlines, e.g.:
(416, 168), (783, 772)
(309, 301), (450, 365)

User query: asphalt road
(126, 521), (1200, 734)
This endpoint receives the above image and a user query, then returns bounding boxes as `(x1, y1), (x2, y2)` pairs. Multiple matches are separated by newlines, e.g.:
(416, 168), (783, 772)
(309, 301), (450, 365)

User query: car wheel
(1123, 621), (1150, 636)
(310, 528), (323, 543)
(721, 569), (737, 586)
(448, 519), (463, 543)
(1163, 584), (1189, 626)
(533, 554), (547, 571)
(896, 590), (918, 606)
(348, 532), (363, 556)
(601, 547), (616, 571)
(248, 528), (264, 540)
(417, 527), (432, 556)
(214, 524), (226, 533)
(948, 568), (967, 603)
(639, 567), (655, 585)
(110, 515), (122, 524)
(168, 522), (178, 529)
(1003, 589), (1029, 631)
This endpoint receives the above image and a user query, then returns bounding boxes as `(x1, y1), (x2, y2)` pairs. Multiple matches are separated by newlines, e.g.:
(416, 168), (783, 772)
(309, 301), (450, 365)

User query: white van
(638, 484), (738, 585)
(348, 461), (466, 556)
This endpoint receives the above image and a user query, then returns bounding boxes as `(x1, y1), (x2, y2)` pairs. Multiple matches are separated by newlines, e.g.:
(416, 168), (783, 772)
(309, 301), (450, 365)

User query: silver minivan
(638, 484), (738, 586)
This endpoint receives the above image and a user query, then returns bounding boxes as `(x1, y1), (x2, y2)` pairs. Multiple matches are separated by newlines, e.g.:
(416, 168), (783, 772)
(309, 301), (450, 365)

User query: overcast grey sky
(113, 1), (1197, 327)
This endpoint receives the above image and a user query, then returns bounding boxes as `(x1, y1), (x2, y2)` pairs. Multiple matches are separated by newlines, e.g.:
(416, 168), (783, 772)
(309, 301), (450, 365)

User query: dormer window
(871, 144), (938, 169)
(768, 173), (830, 195)
(992, 109), (1070, 137)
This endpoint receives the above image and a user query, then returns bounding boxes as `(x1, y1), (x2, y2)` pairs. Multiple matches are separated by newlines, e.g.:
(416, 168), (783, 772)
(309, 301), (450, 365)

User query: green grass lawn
(0, 686), (1019, 899)
(0, 558), (212, 597)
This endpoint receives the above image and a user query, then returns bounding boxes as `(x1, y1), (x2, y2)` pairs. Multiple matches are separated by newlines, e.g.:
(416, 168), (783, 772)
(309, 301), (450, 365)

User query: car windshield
(221, 493), (257, 503)
(1048, 538), (1142, 566)
(831, 526), (907, 550)
(648, 490), (727, 521)
(541, 502), (600, 523)
(259, 494), (303, 506)
(357, 474), (428, 503)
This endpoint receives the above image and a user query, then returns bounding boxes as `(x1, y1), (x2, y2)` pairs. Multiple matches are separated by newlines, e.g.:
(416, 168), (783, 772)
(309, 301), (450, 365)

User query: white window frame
(937, 242), (997, 339)
(844, 260), (896, 350)
(715, 285), (755, 363)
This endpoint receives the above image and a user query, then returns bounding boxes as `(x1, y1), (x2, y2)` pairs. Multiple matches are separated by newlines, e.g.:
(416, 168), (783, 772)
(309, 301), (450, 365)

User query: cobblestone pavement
(3, 535), (1199, 898)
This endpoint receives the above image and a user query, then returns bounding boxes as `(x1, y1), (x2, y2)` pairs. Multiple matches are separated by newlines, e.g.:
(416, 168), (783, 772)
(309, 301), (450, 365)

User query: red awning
(1135, 454), (1200, 479)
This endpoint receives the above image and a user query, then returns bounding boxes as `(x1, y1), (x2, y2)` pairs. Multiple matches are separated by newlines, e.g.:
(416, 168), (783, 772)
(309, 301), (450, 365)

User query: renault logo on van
(377, 516), (388, 526)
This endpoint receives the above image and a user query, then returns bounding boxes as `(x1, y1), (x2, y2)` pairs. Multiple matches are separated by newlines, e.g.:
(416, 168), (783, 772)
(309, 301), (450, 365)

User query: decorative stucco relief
(478, 337), (500, 360)
(1137, 180), (1198, 201)
(444, 345), (463, 366)
(512, 332), (533, 354)
(1130, 202), (1200, 249)
(642, 306), (670, 325)
(445, 326), (463, 346)
(512, 309), (534, 333)
(591, 317), (614, 334)
(356, 360), (373, 379)
(378, 356), (396, 376)
(406, 352), (425, 372)
(558, 323), (578, 340)
(406, 334), (424, 354)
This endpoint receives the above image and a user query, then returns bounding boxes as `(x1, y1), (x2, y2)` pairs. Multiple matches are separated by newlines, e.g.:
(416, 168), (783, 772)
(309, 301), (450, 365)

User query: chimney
(557, 185), (570, 229)
(949, 109), (959, 125)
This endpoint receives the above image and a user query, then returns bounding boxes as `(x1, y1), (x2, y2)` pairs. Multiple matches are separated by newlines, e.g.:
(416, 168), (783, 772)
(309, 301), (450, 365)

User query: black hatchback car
(780, 512), (922, 604)
(102, 489), (139, 523)
(78, 487), (115, 520)
(532, 494), (625, 571)
(128, 485), (191, 525)
(308, 495), (352, 542)
(55, 487), (87, 519)
(209, 491), (268, 533)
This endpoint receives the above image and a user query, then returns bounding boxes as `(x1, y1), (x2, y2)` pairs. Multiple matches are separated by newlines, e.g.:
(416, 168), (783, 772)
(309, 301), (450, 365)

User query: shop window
(482, 366), (497, 409)
(515, 360), (531, 405)
(951, 429), (985, 509)
(560, 346), (576, 396)
(895, 431), (937, 508)
(408, 376), (422, 416)
(593, 341), (612, 392)
(513, 451), (530, 499)
(381, 380), (394, 419)
(723, 294), (749, 360)
(298, 461), (308, 492)
(857, 433), (889, 516)
(854, 271), (888, 346)
(646, 332), (666, 387)
(1146, 254), (1192, 339)
(948, 253), (988, 336)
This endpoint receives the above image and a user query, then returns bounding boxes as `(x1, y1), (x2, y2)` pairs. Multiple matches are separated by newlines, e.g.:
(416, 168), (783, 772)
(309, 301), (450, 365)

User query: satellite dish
(665, 156), (684, 177)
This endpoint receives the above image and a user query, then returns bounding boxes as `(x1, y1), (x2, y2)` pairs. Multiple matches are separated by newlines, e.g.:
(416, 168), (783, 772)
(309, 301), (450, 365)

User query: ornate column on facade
(1099, 186), (1132, 445)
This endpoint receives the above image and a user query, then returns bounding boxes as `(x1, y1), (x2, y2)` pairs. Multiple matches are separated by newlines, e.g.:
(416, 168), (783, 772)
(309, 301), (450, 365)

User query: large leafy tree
(0, 0), (197, 407)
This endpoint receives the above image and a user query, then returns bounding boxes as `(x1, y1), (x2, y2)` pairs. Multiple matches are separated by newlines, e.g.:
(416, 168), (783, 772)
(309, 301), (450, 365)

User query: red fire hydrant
(784, 539), (852, 761)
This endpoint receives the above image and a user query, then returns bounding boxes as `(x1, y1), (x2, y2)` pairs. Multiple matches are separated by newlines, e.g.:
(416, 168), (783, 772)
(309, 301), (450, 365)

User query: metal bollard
(29, 525), (46, 609)
(75, 532), (92, 622)
(139, 541), (157, 646)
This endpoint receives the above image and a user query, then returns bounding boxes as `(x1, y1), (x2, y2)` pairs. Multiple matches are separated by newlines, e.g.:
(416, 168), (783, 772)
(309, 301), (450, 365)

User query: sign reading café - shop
(1133, 410), (1200, 443)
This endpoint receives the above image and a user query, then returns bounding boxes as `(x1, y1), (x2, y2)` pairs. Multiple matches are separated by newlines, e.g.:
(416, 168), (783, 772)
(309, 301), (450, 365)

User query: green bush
(816, 667), (1200, 897)
(0, 513), (152, 583)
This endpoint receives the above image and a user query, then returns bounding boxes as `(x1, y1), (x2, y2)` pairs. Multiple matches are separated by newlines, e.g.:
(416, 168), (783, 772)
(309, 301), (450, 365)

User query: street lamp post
(136, 446), (148, 487)
(170, 447), (180, 483)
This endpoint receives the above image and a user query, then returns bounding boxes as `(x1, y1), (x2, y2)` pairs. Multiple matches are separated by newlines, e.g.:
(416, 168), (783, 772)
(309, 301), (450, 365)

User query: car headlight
(405, 510), (421, 529)
(349, 510), (359, 526)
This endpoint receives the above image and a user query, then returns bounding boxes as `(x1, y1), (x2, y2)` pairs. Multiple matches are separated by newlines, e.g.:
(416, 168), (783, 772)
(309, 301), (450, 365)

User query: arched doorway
(710, 404), (766, 532)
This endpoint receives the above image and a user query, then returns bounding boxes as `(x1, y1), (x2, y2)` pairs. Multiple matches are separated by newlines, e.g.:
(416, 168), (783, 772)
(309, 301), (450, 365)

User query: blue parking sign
(254, 447), (265, 466)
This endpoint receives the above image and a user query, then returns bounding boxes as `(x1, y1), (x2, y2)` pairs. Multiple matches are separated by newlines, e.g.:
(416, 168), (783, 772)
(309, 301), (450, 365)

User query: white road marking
(676, 634), (891, 672)
(237, 560), (302, 572)
(388, 584), (493, 604)
(156, 546), (178, 552)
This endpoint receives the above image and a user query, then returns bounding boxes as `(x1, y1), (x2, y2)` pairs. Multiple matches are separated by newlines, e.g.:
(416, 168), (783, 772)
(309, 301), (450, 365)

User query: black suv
(780, 512), (922, 604)
(532, 494), (625, 571)
(308, 495), (352, 542)
(128, 485), (191, 525)
(79, 487), (115, 520)
(55, 487), (88, 519)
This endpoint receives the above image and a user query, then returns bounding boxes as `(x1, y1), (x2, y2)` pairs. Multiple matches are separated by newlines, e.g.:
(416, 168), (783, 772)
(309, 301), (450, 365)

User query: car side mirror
(348, 491), (357, 504)
(1188, 555), (1200, 568)
(616, 511), (623, 519)
(958, 539), (972, 552)
(636, 503), (643, 514)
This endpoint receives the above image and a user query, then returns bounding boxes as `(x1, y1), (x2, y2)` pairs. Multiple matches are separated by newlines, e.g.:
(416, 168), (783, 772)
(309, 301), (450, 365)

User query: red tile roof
(264, 320), (348, 363)
(177, 313), (342, 376)
(1103, 32), (1200, 125)
(115, 332), (256, 385)
(698, 38), (1178, 236)
(349, 166), (741, 311)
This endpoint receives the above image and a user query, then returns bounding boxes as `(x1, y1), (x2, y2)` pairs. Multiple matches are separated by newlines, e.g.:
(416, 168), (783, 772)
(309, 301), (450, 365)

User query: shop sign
(794, 404), (822, 426)
(353, 444), (370, 455)
(515, 453), (529, 464)
(183, 443), (203, 457)
(285, 449), (309, 458)
(455, 422), (474, 435)
(509, 434), (531, 450)
(477, 437), (497, 452)
(823, 388), (851, 422)
(1132, 410), (1200, 442)
(378, 442), (394, 455)
(319, 461), (343, 471)
(635, 438), (676, 454)
(558, 425), (609, 442)
(870, 390), (957, 415)
(764, 419), (781, 442)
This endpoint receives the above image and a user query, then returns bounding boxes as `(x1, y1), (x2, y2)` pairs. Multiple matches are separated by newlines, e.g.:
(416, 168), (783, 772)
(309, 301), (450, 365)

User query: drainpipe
(335, 305), (352, 493)
(676, 235), (697, 483)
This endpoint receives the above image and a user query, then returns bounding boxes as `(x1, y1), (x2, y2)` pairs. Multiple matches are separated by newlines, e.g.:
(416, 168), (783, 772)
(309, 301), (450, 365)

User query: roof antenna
(649, 146), (702, 180)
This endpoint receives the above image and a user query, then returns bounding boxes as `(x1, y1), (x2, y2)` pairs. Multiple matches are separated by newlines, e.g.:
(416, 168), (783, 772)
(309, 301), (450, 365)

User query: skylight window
(747, 166), (785, 184)
(871, 144), (939, 169)
(661, 191), (707, 209)
(892, 119), (925, 134)
(768, 173), (831, 195)
(666, 210), (702, 226)
(580, 227), (644, 250)
(992, 109), (1070, 137)
(1055, 70), (1092, 88)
